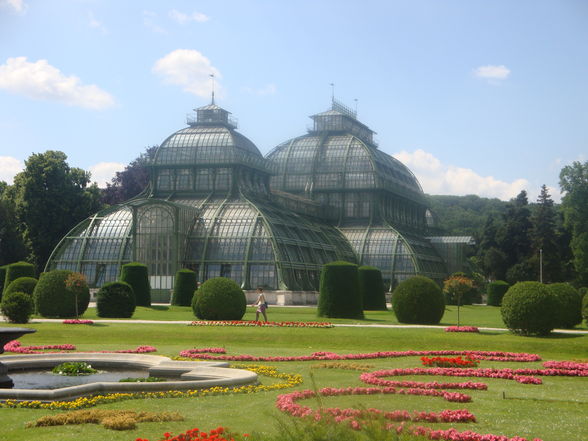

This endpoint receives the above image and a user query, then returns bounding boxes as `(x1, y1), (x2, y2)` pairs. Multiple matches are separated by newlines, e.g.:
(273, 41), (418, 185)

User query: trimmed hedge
(120, 262), (151, 307)
(4, 261), (35, 293)
(1, 291), (34, 323)
(546, 283), (582, 329)
(358, 266), (387, 311)
(4, 277), (37, 311)
(172, 269), (197, 307)
(392, 276), (445, 324)
(33, 270), (90, 318)
(583, 293), (588, 326)
(96, 281), (136, 318)
(0, 265), (7, 301)
(191, 277), (246, 320)
(501, 281), (558, 336)
(487, 280), (509, 306)
(318, 261), (363, 319)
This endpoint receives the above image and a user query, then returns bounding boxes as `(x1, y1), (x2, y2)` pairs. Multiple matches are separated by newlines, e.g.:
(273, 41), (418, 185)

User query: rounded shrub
(96, 281), (136, 318)
(501, 281), (559, 336)
(392, 276), (445, 324)
(546, 283), (582, 329)
(33, 270), (90, 318)
(120, 262), (151, 307)
(172, 269), (197, 306)
(487, 280), (509, 306)
(4, 276), (37, 298)
(4, 261), (35, 293)
(1, 291), (34, 323)
(318, 261), (363, 319)
(358, 266), (387, 311)
(191, 277), (246, 320)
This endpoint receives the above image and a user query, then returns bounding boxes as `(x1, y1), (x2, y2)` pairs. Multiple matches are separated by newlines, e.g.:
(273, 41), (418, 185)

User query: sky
(0, 0), (587, 202)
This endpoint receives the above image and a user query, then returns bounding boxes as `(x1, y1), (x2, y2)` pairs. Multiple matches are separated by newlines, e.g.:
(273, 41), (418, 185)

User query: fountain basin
(0, 327), (36, 388)
(0, 353), (257, 401)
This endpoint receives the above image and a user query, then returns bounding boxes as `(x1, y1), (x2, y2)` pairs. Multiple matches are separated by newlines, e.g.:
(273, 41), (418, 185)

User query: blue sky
(1, 0), (587, 202)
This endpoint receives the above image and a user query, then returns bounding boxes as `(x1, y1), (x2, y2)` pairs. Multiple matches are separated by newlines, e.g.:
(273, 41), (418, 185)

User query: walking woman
(253, 287), (268, 322)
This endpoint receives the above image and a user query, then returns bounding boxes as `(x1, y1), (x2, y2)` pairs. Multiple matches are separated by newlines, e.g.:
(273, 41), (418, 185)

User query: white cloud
(169, 9), (209, 24)
(152, 49), (222, 99)
(242, 83), (277, 96)
(143, 10), (166, 34)
(393, 149), (528, 200)
(0, 57), (115, 109)
(0, 156), (24, 184)
(88, 11), (108, 34)
(473, 65), (511, 81)
(0, 0), (28, 14)
(89, 162), (125, 188)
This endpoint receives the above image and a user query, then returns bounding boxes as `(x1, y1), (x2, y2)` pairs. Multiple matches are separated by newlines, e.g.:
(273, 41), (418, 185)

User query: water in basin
(10, 369), (152, 390)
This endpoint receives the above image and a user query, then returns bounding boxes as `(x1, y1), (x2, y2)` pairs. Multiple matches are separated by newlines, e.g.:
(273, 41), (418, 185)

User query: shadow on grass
(148, 305), (170, 312)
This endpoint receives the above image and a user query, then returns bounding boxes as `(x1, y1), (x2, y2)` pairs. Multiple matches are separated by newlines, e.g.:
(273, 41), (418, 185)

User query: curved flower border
(189, 320), (333, 328)
(3, 340), (156, 355)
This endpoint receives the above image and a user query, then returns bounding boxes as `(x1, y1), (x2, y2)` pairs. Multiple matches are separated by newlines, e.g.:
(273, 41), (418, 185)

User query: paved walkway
(9, 317), (588, 334)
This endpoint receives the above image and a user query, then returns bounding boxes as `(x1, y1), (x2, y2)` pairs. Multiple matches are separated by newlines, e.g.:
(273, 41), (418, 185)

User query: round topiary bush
(392, 276), (445, 324)
(1, 291), (34, 323)
(4, 261), (35, 293)
(487, 280), (509, 306)
(33, 270), (90, 318)
(96, 281), (136, 318)
(358, 266), (387, 311)
(191, 277), (246, 320)
(318, 261), (363, 319)
(501, 281), (559, 336)
(546, 283), (582, 329)
(4, 276), (38, 299)
(120, 262), (151, 307)
(172, 269), (197, 307)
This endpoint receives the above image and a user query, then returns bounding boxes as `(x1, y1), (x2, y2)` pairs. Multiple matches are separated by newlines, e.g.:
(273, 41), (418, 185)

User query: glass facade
(47, 100), (468, 295)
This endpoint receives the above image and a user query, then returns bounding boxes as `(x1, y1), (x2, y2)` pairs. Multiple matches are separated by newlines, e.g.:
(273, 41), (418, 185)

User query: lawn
(1, 305), (587, 441)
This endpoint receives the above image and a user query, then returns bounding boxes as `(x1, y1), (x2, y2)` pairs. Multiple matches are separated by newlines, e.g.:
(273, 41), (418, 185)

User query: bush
(358, 266), (387, 311)
(191, 277), (246, 320)
(583, 293), (588, 326)
(487, 280), (509, 306)
(171, 269), (197, 306)
(96, 281), (136, 318)
(1, 291), (34, 323)
(33, 270), (90, 318)
(501, 281), (559, 336)
(4, 261), (35, 293)
(318, 261), (363, 319)
(0, 265), (7, 301)
(119, 263), (151, 307)
(4, 276), (37, 299)
(392, 276), (444, 324)
(546, 283), (582, 329)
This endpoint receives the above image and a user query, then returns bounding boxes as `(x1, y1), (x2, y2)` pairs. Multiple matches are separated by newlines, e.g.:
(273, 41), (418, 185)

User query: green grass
(2, 306), (587, 441)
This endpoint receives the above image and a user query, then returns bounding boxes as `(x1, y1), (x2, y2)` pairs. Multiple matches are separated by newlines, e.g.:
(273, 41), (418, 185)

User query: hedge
(392, 276), (445, 324)
(33, 270), (90, 318)
(501, 281), (558, 336)
(120, 262), (151, 307)
(96, 281), (136, 318)
(191, 277), (246, 320)
(487, 280), (509, 306)
(358, 266), (387, 310)
(318, 261), (363, 319)
(172, 269), (197, 307)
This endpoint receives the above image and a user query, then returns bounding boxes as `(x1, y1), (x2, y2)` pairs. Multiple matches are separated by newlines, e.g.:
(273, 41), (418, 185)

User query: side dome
(266, 105), (423, 203)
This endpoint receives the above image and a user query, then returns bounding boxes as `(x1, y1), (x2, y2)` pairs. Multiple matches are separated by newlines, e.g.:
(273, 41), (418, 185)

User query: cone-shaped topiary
(487, 280), (509, 306)
(96, 281), (136, 318)
(501, 281), (559, 336)
(172, 269), (197, 306)
(191, 277), (246, 320)
(120, 262), (151, 307)
(33, 270), (90, 318)
(4, 276), (37, 299)
(359, 266), (387, 310)
(4, 261), (35, 293)
(546, 283), (582, 329)
(392, 276), (444, 324)
(318, 261), (363, 319)
(1, 291), (34, 323)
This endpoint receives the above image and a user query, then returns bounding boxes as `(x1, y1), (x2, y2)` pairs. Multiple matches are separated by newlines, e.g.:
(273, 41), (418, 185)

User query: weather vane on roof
(210, 74), (215, 105)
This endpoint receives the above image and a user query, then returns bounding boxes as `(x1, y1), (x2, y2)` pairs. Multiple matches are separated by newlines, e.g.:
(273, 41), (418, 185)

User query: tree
(443, 275), (474, 327)
(529, 185), (562, 283)
(560, 161), (588, 285)
(12, 151), (103, 271)
(0, 182), (27, 265)
(102, 146), (157, 205)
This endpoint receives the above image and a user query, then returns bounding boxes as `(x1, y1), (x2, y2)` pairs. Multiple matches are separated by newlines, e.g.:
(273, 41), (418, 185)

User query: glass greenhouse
(47, 99), (471, 300)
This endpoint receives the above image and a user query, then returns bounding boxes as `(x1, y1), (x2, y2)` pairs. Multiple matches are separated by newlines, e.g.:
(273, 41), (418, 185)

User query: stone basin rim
(0, 353), (258, 401)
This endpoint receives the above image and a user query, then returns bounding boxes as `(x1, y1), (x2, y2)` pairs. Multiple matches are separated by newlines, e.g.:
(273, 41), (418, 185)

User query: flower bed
(189, 320), (333, 328)
(421, 356), (479, 368)
(135, 426), (247, 441)
(445, 326), (479, 333)
(3, 340), (156, 355)
(63, 319), (94, 325)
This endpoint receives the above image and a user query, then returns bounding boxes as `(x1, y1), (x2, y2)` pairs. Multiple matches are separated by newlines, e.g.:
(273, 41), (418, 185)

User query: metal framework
(47, 100), (469, 296)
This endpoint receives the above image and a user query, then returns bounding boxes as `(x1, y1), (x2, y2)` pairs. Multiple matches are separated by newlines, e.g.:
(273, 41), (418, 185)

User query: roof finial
(354, 98), (358, 115)
(330, 82), (335, 106)
(210, 74), (215, 105)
